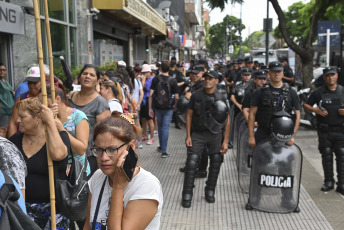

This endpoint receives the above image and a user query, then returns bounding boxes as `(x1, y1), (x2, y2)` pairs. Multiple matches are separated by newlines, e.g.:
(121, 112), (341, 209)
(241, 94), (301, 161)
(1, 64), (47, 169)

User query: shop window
(40, 0), (77, 67)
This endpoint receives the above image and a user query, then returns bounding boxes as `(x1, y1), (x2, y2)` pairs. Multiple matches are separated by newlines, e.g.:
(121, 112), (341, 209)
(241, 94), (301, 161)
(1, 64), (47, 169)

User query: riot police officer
(242, 70), (268, 122)
(231, 67), (252, 118)
(182, 70), (230, 208)
(280, 57), (295, 85)
(179, 65), (209, 178)
(248, 62), (301, 147)
(304, 66), (344, 194)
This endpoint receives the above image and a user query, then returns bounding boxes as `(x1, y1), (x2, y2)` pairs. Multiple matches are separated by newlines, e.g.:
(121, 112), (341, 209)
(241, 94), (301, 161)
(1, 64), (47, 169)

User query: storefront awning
(93, 0), (166, 36)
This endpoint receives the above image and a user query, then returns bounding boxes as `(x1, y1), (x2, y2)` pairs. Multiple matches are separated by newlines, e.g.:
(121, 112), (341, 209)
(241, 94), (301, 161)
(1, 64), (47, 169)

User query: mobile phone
(121, 145), (138, 182)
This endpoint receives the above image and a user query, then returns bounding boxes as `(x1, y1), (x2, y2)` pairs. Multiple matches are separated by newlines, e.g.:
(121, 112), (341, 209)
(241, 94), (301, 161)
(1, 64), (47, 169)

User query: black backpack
(154, 75), (173, 109)
(0, 172), (40, 230)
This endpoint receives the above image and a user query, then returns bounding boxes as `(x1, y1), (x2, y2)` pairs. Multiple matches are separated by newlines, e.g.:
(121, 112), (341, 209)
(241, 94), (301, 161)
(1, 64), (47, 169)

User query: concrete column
(147, 37), (151, 64)
(129, 34), (134, 66)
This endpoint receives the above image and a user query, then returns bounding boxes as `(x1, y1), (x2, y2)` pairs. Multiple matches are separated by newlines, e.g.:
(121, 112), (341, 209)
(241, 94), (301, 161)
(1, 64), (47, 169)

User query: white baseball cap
(25, 66), (41, 82)
(118, 60), (126, 67)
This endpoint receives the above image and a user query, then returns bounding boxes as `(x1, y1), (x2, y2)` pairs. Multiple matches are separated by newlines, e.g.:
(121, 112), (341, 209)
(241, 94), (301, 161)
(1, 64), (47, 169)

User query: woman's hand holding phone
(113, 149), (130, 190)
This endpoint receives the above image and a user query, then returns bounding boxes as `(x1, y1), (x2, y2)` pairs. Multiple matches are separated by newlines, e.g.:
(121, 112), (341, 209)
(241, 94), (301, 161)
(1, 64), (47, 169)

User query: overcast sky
(205, 0), (311, 39)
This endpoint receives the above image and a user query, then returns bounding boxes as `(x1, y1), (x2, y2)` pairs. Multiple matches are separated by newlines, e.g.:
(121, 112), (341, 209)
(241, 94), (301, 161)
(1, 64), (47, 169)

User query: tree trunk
(301, 53), (314, 88)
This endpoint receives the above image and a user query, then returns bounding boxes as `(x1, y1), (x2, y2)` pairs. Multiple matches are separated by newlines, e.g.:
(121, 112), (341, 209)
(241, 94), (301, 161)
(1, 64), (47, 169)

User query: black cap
(237, 59), (244, 64)
(241, 67), (252, 75)
(323, 66), (338, 76)
(204, 70), (219, 79)
(232, 60), (238, 64)
(198, 59), (208, 66)
(176, 63), (183, 68)
(269, 62), (283, 71)
(260, 65), (269, 71)
(190, 65), (205, 74)
(245, 56), (253, 63)
(314, 63), (321, 67)
(254, 70), (268, 78)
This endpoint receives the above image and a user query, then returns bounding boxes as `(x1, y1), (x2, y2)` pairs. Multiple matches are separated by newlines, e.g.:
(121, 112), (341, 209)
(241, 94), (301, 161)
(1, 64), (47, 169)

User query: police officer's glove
(184, 79), (190, 86)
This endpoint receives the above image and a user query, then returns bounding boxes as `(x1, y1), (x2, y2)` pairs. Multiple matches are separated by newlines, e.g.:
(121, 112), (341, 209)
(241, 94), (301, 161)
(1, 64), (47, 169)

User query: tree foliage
(273, 1), (344, 44)
(243, 31), (265, 49)
(205, 0), (243, 11)
(206, 15), (245, 58)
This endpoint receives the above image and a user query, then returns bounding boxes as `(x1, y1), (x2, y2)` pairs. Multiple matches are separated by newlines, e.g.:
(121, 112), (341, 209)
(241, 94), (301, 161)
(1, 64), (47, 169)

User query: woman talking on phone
(84, 112), (163, 230)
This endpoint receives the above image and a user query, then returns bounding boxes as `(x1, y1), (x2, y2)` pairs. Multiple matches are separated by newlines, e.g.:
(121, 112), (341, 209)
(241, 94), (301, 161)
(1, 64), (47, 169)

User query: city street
(139, 126), (344, 230)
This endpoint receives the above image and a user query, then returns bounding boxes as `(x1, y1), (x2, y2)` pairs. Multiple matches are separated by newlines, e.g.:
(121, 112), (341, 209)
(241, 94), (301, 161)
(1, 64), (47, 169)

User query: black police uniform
(231, 68), (252, 117)
(283, 64), (294, 84)
(250, 83), (300, 144)
(305, 83), (344, 193)
(182, 74), (229, 207)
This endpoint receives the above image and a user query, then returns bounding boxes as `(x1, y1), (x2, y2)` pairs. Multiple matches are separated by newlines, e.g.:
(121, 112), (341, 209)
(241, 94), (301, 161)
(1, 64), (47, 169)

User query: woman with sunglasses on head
(99, 80), (124, 113)
(84, 112), (163, 230)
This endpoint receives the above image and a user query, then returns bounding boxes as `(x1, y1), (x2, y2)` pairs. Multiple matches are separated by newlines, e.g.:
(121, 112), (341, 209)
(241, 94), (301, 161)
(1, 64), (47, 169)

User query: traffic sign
(259, 33), (276, 48)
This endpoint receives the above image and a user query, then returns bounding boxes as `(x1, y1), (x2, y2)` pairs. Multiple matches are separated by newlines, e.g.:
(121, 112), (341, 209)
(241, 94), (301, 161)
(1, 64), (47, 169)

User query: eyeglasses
(0, 69), (6, 72)
(91, 141), (129, 157)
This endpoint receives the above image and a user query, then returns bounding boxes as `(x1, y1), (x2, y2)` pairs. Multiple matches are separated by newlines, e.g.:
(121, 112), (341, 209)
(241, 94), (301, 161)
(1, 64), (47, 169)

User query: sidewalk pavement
(138, 126), (344, 230)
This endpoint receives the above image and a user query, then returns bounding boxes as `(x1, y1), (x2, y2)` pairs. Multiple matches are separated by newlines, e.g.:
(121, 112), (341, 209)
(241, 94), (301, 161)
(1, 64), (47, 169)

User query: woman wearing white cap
(8, 66), (43, 137)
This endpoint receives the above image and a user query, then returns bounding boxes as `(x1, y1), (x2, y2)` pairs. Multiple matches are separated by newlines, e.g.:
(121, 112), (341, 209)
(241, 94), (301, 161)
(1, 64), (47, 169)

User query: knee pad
(320, 147), (332, 156)
(186, 154), (200, 170)
(209, 153), (224, 165)
(335, 147), (344, 156)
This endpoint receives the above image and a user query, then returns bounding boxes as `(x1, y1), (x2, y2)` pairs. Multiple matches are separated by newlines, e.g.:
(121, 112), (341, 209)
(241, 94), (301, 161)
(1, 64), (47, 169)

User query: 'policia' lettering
(259, 174), (294, 188)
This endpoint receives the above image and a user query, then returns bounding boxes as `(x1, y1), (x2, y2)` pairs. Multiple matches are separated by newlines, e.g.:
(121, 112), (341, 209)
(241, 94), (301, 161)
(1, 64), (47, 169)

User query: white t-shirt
(108, 99), (123, 113)
(88, 168), (163, 230)
(131, 79), (143, 103)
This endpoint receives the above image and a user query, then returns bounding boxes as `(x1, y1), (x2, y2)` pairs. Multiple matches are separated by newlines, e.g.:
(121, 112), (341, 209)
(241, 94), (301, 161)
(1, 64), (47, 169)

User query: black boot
(320, 152), (335, 191)
(181, 154), (199, 208)
(205, 153), (223, 203)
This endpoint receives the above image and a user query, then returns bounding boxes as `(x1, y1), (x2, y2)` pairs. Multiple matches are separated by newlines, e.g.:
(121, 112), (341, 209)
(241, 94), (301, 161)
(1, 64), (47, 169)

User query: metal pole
(265, 0), (269, 65)
(238, 3), (242, 58)
(225, 18), (228, 57)
(326, 29), (330, 66)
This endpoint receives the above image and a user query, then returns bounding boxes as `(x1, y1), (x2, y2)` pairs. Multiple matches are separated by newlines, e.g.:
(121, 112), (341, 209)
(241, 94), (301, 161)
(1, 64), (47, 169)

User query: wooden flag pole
(32, 0), (57, 229)
(43, 0), (56, 103)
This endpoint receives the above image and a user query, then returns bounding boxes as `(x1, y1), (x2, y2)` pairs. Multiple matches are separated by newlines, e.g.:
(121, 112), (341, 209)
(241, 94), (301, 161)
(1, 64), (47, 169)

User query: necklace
(25, 134), (44, 145)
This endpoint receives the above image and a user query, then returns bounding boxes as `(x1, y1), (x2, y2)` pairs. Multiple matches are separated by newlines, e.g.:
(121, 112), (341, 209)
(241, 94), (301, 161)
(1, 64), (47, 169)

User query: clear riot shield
(177, 111), (187, 124)
(228, 105), (235, 151)
(238, 126), (252, 193)
(232, 112), (244, 153)
(246, 140), (302, 213)
(233, 113), (246, 168)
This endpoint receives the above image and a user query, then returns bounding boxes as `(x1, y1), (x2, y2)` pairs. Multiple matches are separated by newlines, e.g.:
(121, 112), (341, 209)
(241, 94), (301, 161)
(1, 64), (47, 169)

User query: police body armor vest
(191, 89), (228, 132)
(256, 83), (292, 129)
(234, 81), (247, 104)
(188, 80), (204, 93)
(318, 85), (344, 126)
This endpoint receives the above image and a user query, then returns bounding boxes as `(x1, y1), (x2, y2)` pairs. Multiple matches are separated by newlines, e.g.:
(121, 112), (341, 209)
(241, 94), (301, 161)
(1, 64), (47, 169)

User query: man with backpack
(149, 61), (179, 158)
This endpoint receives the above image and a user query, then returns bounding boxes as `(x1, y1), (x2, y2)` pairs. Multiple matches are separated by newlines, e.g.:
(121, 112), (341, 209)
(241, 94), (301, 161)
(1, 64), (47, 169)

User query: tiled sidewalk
(138, 127), (335, 230)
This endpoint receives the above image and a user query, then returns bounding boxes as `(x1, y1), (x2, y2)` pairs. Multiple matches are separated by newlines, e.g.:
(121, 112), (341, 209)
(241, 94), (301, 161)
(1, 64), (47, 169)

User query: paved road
(138, 126), (344, 230)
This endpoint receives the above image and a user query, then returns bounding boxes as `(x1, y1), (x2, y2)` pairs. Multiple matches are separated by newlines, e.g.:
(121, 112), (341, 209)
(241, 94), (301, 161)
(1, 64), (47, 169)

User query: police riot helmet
(204, 100), (229, 134)
(271, 110), (294, 142)
(176, 96), (189, 115)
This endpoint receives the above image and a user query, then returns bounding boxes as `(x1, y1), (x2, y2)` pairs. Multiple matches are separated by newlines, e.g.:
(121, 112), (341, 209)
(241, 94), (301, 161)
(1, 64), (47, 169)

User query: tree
(206, 15), (245, 58)
(205, 0), (344, 87)
(243, 31), (265, 49)
(270, 0), (343, 87)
